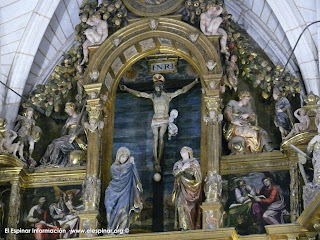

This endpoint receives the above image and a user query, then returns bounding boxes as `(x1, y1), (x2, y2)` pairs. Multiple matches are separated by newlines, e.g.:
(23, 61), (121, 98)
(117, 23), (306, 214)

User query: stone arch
(83, 17), (223, 186)
(84, 17), (222, 93)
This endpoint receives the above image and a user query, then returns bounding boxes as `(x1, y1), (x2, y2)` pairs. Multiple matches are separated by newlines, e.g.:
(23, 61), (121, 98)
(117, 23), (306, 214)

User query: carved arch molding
(83, 17), (223, 186)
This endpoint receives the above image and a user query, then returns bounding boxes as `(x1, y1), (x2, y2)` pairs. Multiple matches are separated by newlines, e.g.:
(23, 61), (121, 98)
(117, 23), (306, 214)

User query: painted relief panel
(223, 171), (290, 235)
(0, 185), (10, 239)
(111, 57), (123, 76)
(123, 45), (138, 61)
(139, 39), (156, 52)
(20, 185), (82, 240)
(158, 38), (172, 47)
(105, 72), (113, 91)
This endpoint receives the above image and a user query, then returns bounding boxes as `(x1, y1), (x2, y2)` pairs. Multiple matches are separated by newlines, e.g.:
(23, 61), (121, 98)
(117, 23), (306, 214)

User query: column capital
(83, 83), (103, 100)
(203, 96), (223, 124)
(86, 103), (103, 119)
(201, 74), (223, 95)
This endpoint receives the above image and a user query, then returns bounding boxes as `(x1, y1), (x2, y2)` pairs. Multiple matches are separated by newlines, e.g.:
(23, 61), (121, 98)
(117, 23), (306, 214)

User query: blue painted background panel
(113, 85), (201, 231)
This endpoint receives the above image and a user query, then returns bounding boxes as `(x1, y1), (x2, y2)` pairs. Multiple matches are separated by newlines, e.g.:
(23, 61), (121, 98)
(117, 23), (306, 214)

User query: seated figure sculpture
(200, 5), (229, 56)
(172, 146), (202, 230)
(0, 130), (20, 159)
(284, 108), (310, 140)
(105, 147), (143, 234)
(40, 102), (86, 167)
(223, 91), (273, 154)
(81, 13), (108, 65)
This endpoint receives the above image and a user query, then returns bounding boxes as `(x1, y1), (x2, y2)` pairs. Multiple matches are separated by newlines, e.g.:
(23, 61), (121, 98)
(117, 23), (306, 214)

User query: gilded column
(282, 138), (308, 222)
(79, 84), (103, 238)
(200, 83), (224, 229)
(289, 161), (299, 223)
(6, 180), (21, 240)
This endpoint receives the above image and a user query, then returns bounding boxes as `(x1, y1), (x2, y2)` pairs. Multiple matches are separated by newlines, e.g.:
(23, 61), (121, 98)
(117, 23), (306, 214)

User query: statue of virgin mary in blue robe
(105, 147), (143, 233)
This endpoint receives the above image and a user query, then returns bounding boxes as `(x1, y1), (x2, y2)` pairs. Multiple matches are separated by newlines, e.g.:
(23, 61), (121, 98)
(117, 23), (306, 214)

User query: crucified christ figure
(120, 74), (198, 173)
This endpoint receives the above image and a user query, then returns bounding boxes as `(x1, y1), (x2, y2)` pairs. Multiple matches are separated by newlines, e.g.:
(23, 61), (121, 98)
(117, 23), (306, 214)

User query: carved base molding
(200, 202), (224, 230)
(20, 166), (86, 187)
(79, 210), (99, 238)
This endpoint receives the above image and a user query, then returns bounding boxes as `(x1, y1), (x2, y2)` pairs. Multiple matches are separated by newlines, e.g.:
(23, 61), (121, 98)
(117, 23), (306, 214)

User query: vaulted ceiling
(0, 0), (319, 125)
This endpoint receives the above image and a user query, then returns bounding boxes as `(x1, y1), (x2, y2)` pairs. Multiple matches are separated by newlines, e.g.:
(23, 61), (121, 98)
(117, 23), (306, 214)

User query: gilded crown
(65, 102), (75, 111)
(238, 91), (251, 99)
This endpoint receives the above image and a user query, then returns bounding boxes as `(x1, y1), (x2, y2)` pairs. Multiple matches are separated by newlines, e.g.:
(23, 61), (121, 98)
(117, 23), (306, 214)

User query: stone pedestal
(201, 202), (224, 230)
(79, 210), (99, 238)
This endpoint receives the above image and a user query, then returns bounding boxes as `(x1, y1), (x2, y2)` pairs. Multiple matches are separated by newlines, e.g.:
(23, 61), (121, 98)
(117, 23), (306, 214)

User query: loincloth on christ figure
(151, 117), (169, 127)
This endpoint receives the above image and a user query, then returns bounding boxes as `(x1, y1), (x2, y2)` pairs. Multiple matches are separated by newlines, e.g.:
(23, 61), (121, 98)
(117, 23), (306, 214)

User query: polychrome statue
(172, 146), (201, 230)
(200, 5), (229, 56)
(120, 74), (198, 173)
(284, 108), (310, 140)
(105, 147), (143, 233)
(307, 123), (320, 185)
(40, 102), (86, 167)
(81, 13), (108, 65)
(225, 55), (239, 92)
(273, 88), (294, 139)
(14, 107), (41, 166)
(223, 91), (273, 154)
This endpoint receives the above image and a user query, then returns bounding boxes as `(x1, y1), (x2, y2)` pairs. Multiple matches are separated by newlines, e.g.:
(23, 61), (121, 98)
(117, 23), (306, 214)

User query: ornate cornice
(221, 152), (289, 175)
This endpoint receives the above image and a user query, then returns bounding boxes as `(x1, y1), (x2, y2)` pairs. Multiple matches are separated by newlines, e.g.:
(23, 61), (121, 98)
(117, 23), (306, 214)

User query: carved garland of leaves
(182, 0), (301, 99)
(29, 0), (128, 116)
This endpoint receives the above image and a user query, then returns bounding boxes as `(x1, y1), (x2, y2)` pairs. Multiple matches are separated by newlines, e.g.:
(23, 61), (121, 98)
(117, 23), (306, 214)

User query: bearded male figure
(120, 74), (198, 173)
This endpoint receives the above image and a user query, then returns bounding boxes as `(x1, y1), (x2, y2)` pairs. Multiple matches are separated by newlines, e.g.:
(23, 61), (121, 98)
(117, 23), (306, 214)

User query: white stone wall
(226, 0), (319, 95)
(268, 0), (319, 95)
(0, 0), (60, 126)
(225, 0), (295, 71)
(25, 0), (81, 94)
(0, 0), (38, 114)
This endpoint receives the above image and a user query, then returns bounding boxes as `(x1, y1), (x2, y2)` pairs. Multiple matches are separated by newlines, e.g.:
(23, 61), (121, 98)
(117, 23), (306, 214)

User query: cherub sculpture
(284, 108), (310, 140)
(0, 130), (20, 158)
(84, 117), (104, 134)
(225, 55), (239, 91)
(75, 64), (85, 105)
(81, 13), (108, 65)
(200, 5), (229, 56)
